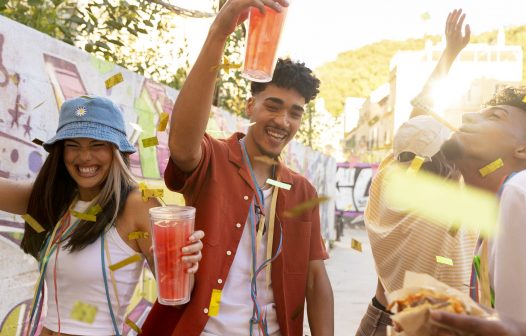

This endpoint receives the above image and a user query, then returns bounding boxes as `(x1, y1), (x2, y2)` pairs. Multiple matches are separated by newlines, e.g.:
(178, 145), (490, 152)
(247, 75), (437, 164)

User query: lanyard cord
(239, 139), (283, 336)
(27, 211), (80, 336)
(241, 139), (266, 209)
(101, 232), (121, 335)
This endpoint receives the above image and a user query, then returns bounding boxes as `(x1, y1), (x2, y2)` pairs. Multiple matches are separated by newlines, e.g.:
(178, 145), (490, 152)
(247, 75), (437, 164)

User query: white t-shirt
(202, 188), (281, 336)
(490, 170), (526, 323)
(44, 200), (144, 335)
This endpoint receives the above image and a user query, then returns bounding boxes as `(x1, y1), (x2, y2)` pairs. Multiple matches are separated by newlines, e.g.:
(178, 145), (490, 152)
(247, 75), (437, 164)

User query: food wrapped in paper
(387, 271), (490, 336)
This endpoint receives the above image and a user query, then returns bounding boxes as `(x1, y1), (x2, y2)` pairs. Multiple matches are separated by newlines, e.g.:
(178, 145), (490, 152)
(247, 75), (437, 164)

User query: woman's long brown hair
(20, 142), (135, 259)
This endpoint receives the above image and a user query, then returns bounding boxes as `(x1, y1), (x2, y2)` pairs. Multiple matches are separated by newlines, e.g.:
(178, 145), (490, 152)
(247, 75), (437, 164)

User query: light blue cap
(43, 96), (136, 153)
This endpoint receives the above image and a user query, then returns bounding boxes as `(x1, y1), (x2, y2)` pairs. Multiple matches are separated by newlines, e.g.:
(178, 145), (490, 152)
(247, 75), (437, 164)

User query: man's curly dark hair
(250, 58), (320, 103)
(484, 86), (526, 112)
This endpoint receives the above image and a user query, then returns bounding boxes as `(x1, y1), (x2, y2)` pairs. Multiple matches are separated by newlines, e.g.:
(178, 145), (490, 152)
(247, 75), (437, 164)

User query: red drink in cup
(149, 205), (195, 305)
(242, 4), (289, 83)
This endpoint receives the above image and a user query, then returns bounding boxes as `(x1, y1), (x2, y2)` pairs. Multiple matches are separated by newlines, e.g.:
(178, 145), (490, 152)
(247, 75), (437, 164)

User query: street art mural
(334, 162), (377, 240)
(0, 16), (336, 334)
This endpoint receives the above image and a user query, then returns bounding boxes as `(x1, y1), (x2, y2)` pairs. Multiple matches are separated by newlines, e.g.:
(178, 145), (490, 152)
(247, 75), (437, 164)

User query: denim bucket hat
(43, 96), (136, 153)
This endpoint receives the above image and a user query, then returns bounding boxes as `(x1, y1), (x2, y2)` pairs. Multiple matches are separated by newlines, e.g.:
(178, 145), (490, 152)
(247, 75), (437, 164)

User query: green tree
(316, 37), (440, 117)
(212, 0), (250, 116)
(295, 101), (319, 150)
(0, 0), (193, 89)
(316, 25), (526, 118)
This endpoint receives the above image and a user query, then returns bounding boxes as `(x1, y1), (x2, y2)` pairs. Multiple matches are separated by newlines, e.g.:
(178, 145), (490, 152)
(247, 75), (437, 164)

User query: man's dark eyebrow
(265, 97), (284, 105)
(264, 97), (304, 113)
(65, 139), (80, 144)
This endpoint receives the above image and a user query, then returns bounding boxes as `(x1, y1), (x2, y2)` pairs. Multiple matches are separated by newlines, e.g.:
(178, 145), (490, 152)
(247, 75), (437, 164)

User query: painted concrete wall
(0, 15), (336, 334)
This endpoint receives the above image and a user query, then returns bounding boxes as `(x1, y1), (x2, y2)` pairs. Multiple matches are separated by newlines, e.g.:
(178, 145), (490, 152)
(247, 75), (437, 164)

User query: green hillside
(317, 26), (526, 116)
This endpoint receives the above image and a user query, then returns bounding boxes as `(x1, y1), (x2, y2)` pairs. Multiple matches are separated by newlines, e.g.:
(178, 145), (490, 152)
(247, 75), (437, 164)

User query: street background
(304, 227), (377, 335)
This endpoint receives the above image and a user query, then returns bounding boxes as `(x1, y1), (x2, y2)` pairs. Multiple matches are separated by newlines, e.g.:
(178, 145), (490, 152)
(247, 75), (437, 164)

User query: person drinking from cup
(355, 9), (474, 336)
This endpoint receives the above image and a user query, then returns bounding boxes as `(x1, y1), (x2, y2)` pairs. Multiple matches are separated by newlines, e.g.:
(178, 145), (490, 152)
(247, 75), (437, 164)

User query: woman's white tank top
(43, 200), (144, 335)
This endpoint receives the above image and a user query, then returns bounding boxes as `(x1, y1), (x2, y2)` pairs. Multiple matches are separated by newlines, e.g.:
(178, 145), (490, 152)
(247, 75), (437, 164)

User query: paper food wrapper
(387, 271), (490, 336)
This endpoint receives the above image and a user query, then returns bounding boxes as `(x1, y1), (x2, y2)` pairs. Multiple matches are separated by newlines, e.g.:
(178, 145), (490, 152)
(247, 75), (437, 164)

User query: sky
(171, 0), (526, 69)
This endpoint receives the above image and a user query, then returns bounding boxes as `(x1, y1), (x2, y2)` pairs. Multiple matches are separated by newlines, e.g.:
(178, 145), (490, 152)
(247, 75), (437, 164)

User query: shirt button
(217, 278), (223, 284)
(243, 195), (249, 200)
(226, 250), (232, 256)
(236, 223), (242, 228)
(203, 308), (209, 314)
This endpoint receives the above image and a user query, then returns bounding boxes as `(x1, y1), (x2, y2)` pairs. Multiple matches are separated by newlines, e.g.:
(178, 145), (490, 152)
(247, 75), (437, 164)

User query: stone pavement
(304, 227), (378, 336)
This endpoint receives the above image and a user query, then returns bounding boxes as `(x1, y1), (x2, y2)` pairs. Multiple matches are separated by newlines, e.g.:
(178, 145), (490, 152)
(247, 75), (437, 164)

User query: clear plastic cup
(241, 4), (290, 83)
(149, 205), (195, 305)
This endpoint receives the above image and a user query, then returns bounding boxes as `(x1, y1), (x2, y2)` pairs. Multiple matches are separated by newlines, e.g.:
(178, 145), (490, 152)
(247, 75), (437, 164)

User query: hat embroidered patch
(75, 106), (87, 117)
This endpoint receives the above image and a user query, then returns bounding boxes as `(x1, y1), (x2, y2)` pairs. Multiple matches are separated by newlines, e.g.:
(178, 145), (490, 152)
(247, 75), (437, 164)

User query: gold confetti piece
(479, 158), (504, 177)
(105, 72), (124, 89)
(523, 96), (526, 103)
(208, 289), (222, 317)
(70, 301), (97, 324)
(436, 256), (454, 265)
(32, 101), (45, 110)
(384, 166), (498, 237)
(125, 318), (142, 333)
(210, 57), (242, 73)
(138, 182), (148, 190)
(266, 178), (291, 190)
(32, 138), (44, 146)
(79, 95), (95, 100)
(141, 136), (159, 148)
(283, 196), (331, 218)
(10, 74), (20, 85)
(128, 231), (150, 240)
(254, 156), (278, 165)
(141, 188), (164, 201)
(407, 156), (425, 174)
(351, 238), (363, 252)
(448, 224), (460, 237)
(87, 204), (103, 216)
(21, 214), (45, 233)
(157, 112), (169, 132)
(71, 210), (97, 222)
(109, 254), (142, 271)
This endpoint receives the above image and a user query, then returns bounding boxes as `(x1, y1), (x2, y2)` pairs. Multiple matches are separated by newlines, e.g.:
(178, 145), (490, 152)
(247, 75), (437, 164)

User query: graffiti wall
(335, 162), (377, 214)
(0, 15), (336, 334)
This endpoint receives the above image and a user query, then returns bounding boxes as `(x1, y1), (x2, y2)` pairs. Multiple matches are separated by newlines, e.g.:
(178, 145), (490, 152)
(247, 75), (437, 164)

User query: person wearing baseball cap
(355, 8), (476, 335)
(0, 95), (204, 335)
(356, 115), (478, 336)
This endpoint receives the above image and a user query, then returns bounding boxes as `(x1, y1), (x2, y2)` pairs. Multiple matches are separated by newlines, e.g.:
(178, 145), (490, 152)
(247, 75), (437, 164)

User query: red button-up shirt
(141, 133), (328, 336)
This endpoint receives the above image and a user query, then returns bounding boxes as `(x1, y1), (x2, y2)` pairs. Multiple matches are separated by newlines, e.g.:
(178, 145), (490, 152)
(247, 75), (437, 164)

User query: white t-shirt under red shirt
(202, 187), (281, 336)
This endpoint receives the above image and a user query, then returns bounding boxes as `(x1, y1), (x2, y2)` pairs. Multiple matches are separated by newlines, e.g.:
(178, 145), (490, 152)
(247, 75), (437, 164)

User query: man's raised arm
(410, 8), (470, 119)
(168, 0), (289, 172)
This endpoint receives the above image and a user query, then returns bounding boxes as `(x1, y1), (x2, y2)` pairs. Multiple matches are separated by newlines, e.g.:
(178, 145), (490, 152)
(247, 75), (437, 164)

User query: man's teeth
(267, 129), (287, 140)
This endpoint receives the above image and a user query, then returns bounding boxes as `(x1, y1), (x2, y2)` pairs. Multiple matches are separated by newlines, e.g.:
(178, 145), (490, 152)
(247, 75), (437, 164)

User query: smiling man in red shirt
(141, 0), (334, 335)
